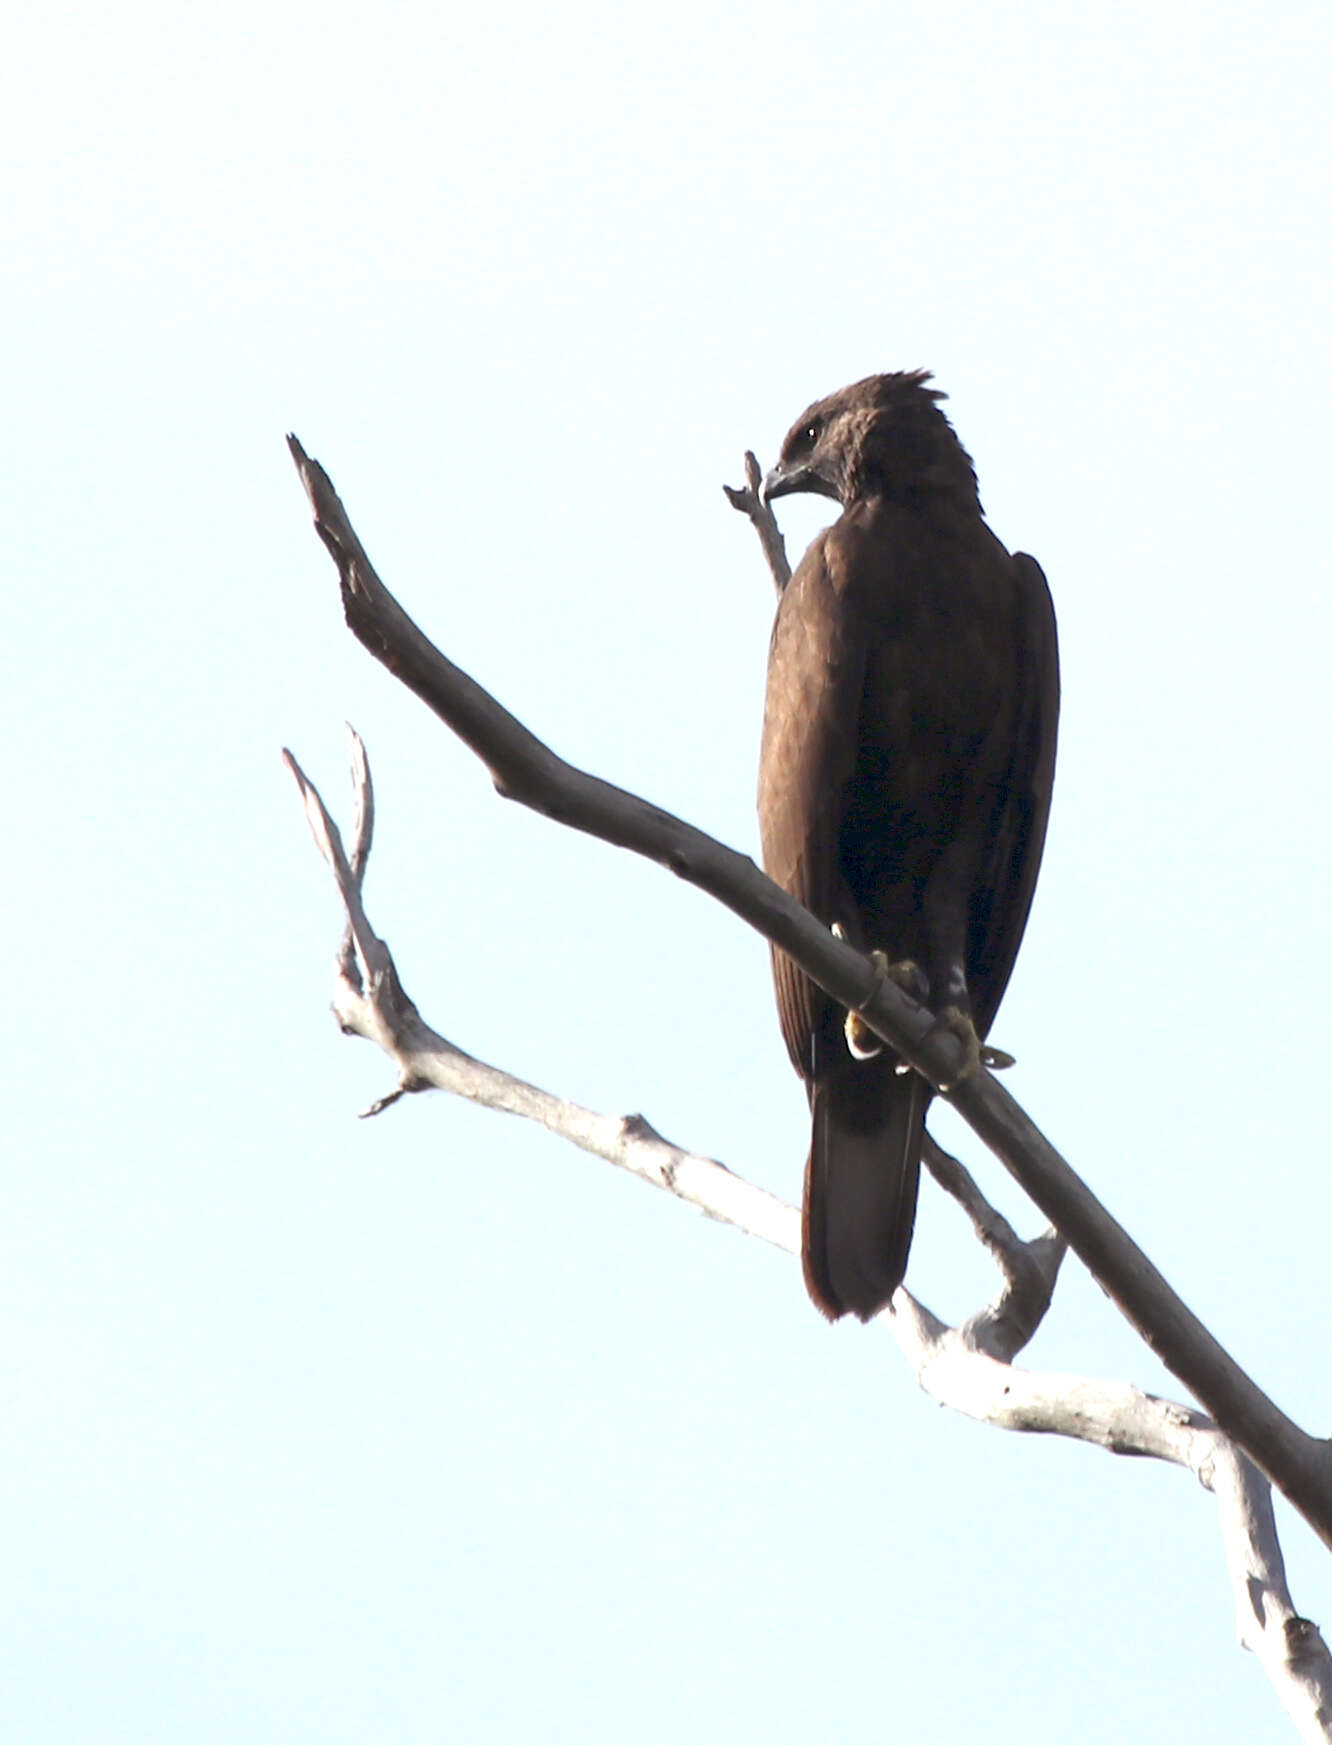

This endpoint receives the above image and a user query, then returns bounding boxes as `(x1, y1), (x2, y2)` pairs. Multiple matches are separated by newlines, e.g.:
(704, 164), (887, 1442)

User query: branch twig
(722, 450), (791, 593)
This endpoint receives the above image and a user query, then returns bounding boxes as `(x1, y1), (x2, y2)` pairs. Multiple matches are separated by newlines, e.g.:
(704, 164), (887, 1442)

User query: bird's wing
(757, 531), (871, 1080)
(968, 550), (1060, 1037)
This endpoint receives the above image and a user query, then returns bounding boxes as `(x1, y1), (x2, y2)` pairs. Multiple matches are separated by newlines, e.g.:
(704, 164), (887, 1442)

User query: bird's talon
(844, 1010), (882, 1060)
(881, 952), (927, 999)
(980, 1044), (1016, 1071)
(844, 950), (927, 1059)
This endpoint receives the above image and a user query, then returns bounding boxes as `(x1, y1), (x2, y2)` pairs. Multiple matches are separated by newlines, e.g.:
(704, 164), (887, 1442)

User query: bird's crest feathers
(773, 370), (979, 513)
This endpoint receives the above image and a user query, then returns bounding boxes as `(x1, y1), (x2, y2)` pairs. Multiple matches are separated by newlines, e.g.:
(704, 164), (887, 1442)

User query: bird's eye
(803, 423), (819, 446)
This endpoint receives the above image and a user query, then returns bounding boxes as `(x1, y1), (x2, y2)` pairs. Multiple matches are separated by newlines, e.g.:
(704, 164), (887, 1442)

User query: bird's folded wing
(968, 549), (1060, 1038)
(758, 532), (871, 1079)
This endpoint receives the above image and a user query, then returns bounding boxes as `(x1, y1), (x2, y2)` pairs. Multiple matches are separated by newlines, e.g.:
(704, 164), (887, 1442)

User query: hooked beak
(761, 459), (840, 506)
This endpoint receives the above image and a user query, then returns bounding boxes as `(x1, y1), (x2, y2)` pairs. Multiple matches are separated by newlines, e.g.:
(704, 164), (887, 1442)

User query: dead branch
(286, 432), (1332, 1553)
(285, 730), (1332, 1742)
(283, 736), (798, 1249)
(722, 450), (791, 593)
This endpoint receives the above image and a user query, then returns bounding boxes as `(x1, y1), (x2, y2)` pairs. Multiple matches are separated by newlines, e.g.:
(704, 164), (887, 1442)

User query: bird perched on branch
(757, 372), (1058, 1321)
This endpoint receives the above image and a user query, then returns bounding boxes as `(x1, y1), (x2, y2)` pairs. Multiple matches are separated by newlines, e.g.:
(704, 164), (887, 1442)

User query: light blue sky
(5, 2), (1330, 1738)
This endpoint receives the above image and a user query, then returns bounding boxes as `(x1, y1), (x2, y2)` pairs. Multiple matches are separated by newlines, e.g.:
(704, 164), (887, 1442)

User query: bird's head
(762, 371), (979, 513)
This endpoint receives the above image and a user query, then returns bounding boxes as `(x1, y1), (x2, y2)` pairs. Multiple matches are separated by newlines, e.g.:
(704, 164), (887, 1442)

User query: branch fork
(284, 437), (1332, 1739)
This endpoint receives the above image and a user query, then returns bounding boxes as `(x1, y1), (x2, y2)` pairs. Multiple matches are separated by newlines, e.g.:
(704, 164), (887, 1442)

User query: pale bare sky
(3, 2), (1330, 1738)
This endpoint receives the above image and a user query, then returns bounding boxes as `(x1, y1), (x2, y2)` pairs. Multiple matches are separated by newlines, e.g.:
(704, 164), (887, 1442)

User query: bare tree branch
(923, 1134), (1068, 1362)
(286, 433), (1332, 1552)
(285, 732), (1332, 1741)
(891, 1287), (1332, 1743)
(283, 736), (798, 1248)
(722, 450), (791, 593)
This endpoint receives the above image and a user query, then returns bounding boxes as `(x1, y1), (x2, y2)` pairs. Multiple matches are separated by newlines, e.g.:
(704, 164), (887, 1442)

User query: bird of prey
(757, 372), (1058, 1321)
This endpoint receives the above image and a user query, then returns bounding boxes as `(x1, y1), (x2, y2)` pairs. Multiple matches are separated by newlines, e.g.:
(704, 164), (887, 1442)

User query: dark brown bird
(757, 372), (1058, 1321)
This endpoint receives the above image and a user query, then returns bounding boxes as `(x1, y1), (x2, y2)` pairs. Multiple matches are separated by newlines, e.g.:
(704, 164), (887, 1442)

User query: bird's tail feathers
(803, 1063), (926, 1322)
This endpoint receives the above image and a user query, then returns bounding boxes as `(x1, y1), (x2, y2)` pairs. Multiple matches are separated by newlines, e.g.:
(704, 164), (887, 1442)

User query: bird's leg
(915, 947), (981, 1091)
(837, 932), (928, 1061)
(927, 1006), (984, 1092)
(917, 840), (1021, 1085)
(920, 957), (1014, 1089)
